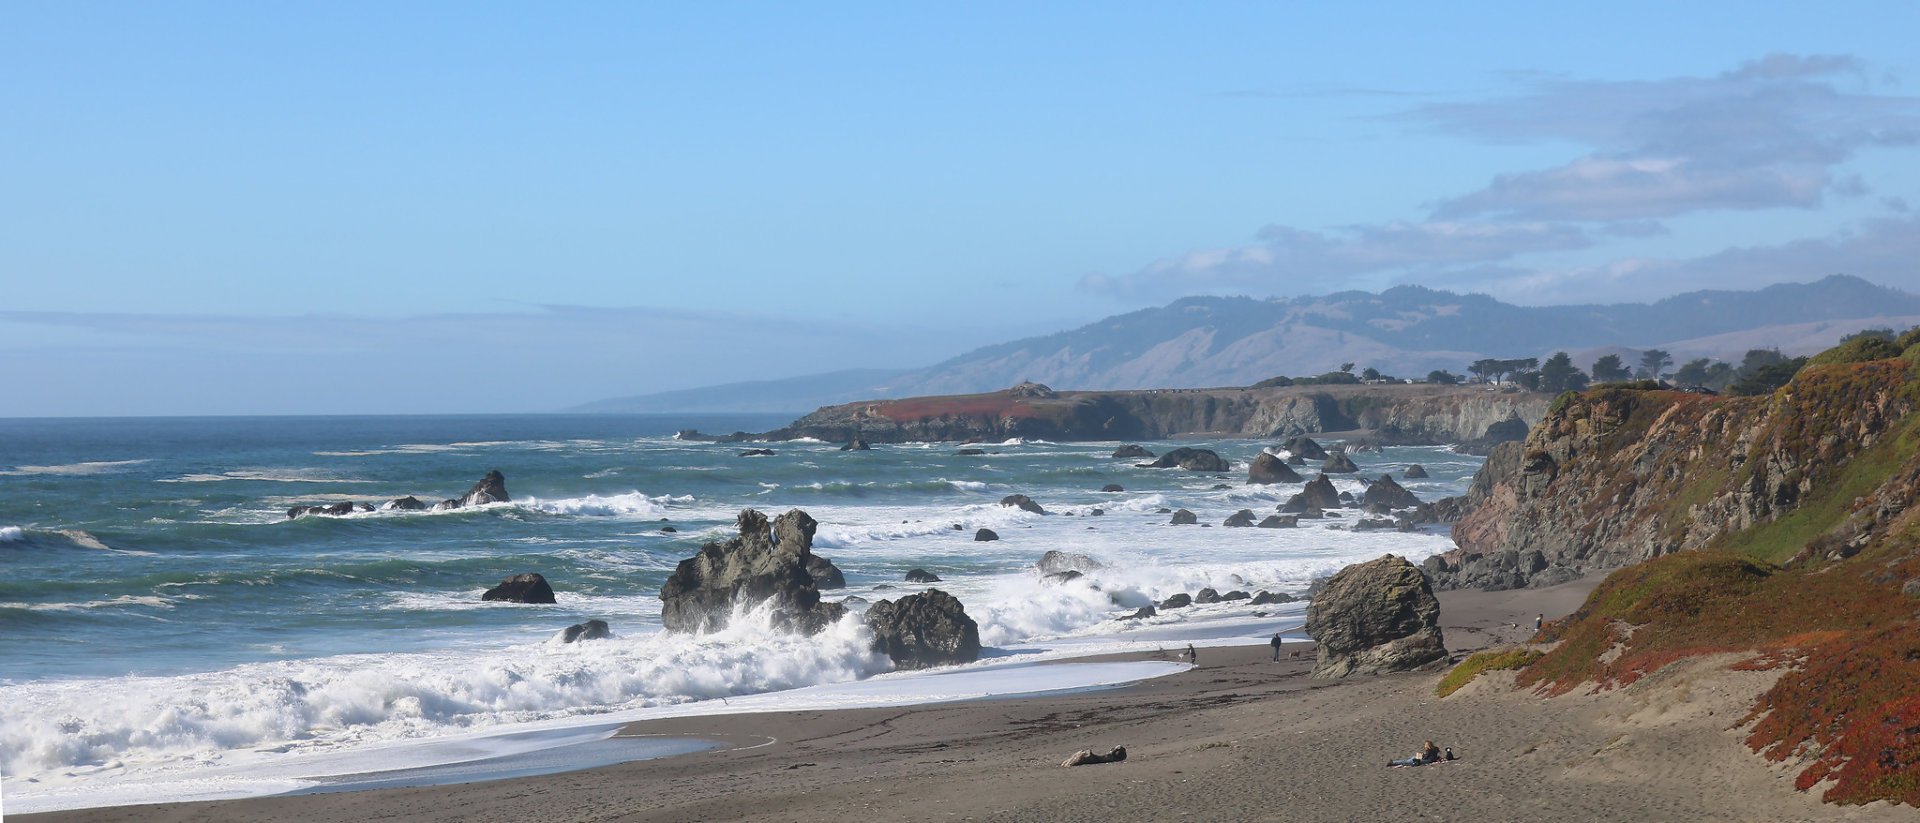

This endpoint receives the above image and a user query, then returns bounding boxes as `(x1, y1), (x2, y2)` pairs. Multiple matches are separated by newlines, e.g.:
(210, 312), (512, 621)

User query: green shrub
(1436, 649), (1543, 697)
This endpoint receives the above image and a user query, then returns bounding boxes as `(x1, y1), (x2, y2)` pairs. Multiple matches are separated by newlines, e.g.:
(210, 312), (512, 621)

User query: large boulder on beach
(1248, 452), (1304, 485)
(1305, 555), (1447, 679)
(658, 509), (846, 634)
(560, 619), (611, 643)
(1112, 444), (1154, 459)
(806, 554), (846, 589)
(1140, 447), (1229, 472)
(865, 589), (981, 669)
(1361, 475), (1422, 510)
(1037, 550), (1104, 576)
(1284, 437), (1329, 460)
(1282, 474), (1342, 512)
(1000, 494), (1046, 514)
(1321, 452), (1360, 473)
(482, 572), (556, 604)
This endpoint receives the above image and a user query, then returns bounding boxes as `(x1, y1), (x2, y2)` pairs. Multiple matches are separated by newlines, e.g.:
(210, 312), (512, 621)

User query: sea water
(0, 413), (1478, 811)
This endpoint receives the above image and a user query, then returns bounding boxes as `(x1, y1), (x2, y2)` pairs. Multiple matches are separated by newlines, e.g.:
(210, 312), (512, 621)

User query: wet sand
(23, 577), (1908, 822)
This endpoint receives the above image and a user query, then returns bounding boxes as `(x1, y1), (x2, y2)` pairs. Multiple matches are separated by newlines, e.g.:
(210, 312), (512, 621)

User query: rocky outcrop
(1361, 475), (1422, 509)
(1224, 509), (1257, 528)
(289, 502), (358, 518)
(483, 573), (556, 604)
(1284, 436), (1330, 460)
(560, 619), (611, 643)
(806, 555), (846, 589)
(1141, 447), (1229, 472)
(1322, 452), (1359, 473)
(975, 528), (999, 542)
(905, 568), (941, 583)
(658, 509), (845, 634)
(1037, 551), (1104, 575)
(1282, 474), (1342, 512)
(1305, 555), (1446, 678)
(1170, 509), (1198, 525)
(1403, 464), (1429, 479)
(1000, 494), (1046, 514)
(1248, 452), (1304, 484)
(1112, 445), (1154, 459)
(383, 496), (428, 511)
(865, 589), (981, 669)
(842, 438), (872, 451)
(455, 470), (510, 508)
(1431, 367), (1920, 590)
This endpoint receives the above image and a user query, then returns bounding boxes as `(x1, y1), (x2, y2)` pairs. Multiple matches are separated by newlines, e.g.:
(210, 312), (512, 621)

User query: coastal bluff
(683, 382), (1548, 447)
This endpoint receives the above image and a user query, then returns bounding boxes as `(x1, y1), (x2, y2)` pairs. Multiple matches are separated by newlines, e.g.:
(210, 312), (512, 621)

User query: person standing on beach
(1186, 643), (1198, 665)
(1535, 613), (1544, 634)
(1270, 633), (1283, 661)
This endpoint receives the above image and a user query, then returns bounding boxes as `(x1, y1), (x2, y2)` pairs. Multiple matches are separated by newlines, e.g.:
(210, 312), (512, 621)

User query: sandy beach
(22, 576), (1907, 823)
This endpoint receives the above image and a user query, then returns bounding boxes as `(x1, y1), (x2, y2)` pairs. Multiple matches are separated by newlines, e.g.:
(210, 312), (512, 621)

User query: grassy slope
(1498, 347), (1920, 806)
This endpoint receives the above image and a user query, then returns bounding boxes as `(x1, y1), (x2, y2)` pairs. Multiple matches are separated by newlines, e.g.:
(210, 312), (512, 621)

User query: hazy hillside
(576, 276), (1920, 412)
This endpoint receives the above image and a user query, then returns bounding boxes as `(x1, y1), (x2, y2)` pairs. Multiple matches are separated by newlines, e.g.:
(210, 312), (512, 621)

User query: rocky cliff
(1429, 356), (1920, 590)
(696, 383), (1549, 446)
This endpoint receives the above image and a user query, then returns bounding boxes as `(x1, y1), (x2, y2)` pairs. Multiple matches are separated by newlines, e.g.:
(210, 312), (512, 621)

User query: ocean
(0, 413), (1478, 812)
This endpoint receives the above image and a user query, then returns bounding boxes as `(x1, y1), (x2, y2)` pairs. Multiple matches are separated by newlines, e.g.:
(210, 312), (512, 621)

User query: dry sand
(23, 577), (1910, 823)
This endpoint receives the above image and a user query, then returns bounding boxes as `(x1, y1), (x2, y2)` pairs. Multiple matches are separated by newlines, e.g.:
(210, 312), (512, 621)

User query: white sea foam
(521, 492), (695, 518)
(0, 595), (178, 612)
(0, 459), (149, 476)
(0, 525), (23, 542)
(162, 470), (370, 484)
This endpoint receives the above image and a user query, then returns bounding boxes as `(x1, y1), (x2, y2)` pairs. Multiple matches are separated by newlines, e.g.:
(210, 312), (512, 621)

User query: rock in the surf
(1248, 452), (1304, 485)
(1258, 515), (1297, 528)
(865, 588), (981, 669)
(383, 496), (428, 511)
(1224, 509), (1258, 528)
(1159, 592), (1192, 609)
(1284, 437), (1330, 460)
(806, 554), (846, 589)
(560, 619), (611, 643)
(460, 470), (510, 506)
(841, 438), (872, 451)
(905, 568), (941, 583)
(1100, 484), (1125, 492)
(738, 448), (776, 457)
(1170, 508), (1198, 525)
(1036, 550), (1104, 575)
(1404, 464), (1430, 479)
(1362, 474), (1422, 509)
(1282, 475), (1342, 512)
(658, 508), (845, 634)
(1141, 447), (1229, 472)
(483, 572), (557, 604)
(1112, 444), (1154, 459)
(1000, 494), (1047, 514)
(1305, 554), (1446, 678)
(975, 528), (999, 542)
(1321, 452), (1360, 473)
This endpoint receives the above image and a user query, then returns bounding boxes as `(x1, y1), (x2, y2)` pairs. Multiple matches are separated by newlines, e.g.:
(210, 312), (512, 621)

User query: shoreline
(27, 575), (1908, 822)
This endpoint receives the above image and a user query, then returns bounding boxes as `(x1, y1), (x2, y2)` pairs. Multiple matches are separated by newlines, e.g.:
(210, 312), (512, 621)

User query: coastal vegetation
(1470, 331), (1920, 806)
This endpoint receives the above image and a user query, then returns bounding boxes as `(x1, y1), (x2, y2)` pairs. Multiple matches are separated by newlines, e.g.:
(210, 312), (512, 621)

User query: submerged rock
(865, 589), (981, 669)
(1120, 606), (1156, 620)
(1159, 592), (1192, 609)
(1249, 590), (1296, 605)
(1258, 515), (1298, 528)
(383, 496), (428, 511)
(1305, 555), (1446, 678)
(957, 448), (987, 456)
(737, 448), (776, 457)
(560, 619), (611, 643)
(658, 509), (845, 634)
(841, 438), (872, 451)
(1112, 445), (1155, 460)
(483, 572), (556, 604)
(1100, 484), (1125, 493)
(1044, 570), (1084, 585)
(1249, 452), (1305, 485)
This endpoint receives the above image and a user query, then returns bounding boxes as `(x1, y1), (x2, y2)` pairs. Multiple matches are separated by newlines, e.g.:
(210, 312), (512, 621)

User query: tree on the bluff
(1539, 352), (1589, 394)
(1591, 354), (1632, 383)
(1638, 349), (1673, 381)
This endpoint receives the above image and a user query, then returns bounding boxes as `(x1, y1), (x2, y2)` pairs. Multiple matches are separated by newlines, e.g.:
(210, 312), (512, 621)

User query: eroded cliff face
(1430, 360), (1920, 590)
(750, 384), (1548, 446)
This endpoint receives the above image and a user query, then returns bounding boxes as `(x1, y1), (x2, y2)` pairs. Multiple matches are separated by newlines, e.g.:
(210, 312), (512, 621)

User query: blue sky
(4, 3), (1918, 415)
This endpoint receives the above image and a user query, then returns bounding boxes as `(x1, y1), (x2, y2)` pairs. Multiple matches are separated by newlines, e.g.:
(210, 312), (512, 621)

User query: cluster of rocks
(1157, 587), (1296, 610)
(652, 507), (982, 669)
(288, 470), (510, 519)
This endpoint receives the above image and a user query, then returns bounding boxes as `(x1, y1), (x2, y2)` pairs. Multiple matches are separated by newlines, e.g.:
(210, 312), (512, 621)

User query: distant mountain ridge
(575, 276), (1920, 412)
